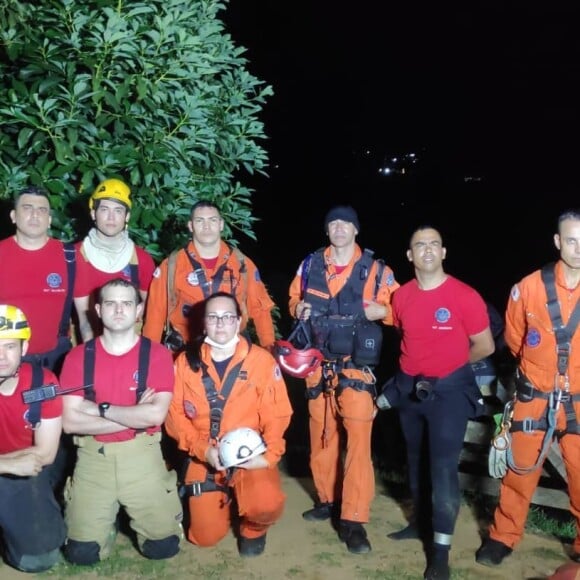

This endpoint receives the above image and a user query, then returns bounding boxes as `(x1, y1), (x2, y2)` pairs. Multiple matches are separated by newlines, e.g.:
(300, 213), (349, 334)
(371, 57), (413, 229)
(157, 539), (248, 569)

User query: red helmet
(274, 340), (323, 378)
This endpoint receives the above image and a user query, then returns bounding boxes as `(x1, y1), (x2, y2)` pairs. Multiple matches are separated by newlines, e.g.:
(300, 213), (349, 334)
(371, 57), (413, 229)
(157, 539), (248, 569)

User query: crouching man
(60, 278), (183, 565)
(0, 305), (66, 572)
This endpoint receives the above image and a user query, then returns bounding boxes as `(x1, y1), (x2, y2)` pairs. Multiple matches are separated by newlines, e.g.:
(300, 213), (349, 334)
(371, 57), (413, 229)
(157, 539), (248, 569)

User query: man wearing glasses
(143, 200), (276, 355)
(165, 291), (293, 557)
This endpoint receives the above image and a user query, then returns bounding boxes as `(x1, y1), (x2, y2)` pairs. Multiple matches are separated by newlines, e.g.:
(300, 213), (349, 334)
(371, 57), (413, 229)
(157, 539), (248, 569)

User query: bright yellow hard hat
(89, 178), (132, 210)
(0, 305), (31, 341)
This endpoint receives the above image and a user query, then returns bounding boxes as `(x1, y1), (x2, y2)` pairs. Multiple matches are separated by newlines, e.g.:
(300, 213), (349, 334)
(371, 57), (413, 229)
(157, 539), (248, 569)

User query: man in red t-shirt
(0, 186), (76, 373)
(377, 226), (494, 580)
(0, 304), (66, 573)
(61, 278), (182, 565)
(74, 179), (155, 342)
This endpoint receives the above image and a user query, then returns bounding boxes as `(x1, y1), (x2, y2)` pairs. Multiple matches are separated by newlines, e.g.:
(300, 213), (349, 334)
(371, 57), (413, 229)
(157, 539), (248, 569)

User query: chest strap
(26, 363), (46, 429)
(179, 345), (249, 498)
(83, 338), (151, 404)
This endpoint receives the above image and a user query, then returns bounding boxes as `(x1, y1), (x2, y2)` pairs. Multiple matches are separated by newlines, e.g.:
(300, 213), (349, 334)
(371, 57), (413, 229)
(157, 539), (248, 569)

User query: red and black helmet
(274, 340), (323, 378)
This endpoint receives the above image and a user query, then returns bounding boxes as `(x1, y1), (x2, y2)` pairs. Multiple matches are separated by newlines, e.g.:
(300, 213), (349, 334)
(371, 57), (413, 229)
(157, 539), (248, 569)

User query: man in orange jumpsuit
(477, 209), (580, 567)
(288, 205), (399, 554)
(165, 291), (292, 557)
(143, 200), (276, 354)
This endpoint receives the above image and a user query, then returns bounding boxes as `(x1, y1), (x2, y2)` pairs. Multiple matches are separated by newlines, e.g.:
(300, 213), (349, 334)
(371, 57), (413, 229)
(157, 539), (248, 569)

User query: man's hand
(4, 450), (44, 477)
(296, 301), (312, 320)
(205, 446), (226, 472)
(363, 300), (388, 322)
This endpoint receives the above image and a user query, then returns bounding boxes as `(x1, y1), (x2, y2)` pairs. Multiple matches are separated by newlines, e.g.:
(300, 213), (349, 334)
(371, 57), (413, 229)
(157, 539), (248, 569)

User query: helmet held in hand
(218, 427), (267, 468)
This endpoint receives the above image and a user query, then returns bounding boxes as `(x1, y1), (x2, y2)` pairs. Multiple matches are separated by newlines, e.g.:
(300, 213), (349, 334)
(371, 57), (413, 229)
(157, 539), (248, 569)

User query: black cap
(324, 205), (360, 232)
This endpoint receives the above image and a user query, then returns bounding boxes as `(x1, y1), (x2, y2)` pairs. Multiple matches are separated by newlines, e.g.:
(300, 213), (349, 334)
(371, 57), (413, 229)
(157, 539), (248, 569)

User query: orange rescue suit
(288, 244), (399, 523)
(143, 241), (276, 349)
(490, 260), (580, 551)
(164, 339), (293, 546)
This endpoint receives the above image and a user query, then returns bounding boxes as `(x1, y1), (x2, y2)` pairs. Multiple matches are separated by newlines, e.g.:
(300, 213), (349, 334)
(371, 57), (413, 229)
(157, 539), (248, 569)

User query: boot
(302, 501), (335, 522)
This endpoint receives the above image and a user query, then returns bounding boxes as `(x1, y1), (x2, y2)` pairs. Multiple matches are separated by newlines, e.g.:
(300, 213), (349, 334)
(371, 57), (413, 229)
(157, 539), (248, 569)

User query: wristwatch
(98, 402), (111, 418)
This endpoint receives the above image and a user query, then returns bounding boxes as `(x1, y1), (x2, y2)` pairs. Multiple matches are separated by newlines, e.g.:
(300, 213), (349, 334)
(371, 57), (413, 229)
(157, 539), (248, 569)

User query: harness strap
(185, 339), (251, 440)
(178, 470), (231, 499)
(83, 338), (150, 406)
(26, 362), (45, 428)
(507, 391), (558, 475)
(305, 360), (376, 400)
(129, 247), (140, 288)
(541, 263), (580, 375)
(58, 242), (76, 338)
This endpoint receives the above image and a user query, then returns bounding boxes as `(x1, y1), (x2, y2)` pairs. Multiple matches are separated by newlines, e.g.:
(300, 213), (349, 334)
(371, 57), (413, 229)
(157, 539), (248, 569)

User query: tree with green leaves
(0, 0), (272, 260)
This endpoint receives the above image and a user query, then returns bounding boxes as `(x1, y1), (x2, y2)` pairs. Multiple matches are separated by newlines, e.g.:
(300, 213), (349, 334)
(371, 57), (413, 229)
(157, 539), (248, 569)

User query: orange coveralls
(143, 240), (276, 349)
(164, 339), (293, 547)
(288, 244), (399, 523)
(490, 260), (580, 551)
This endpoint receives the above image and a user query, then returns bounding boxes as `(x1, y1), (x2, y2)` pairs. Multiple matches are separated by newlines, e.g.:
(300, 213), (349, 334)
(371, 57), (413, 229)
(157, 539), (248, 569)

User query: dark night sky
(222, 3), (580, 313)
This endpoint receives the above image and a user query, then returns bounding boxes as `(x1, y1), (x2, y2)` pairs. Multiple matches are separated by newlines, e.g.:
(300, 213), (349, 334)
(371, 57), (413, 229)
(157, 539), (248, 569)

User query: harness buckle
(189, 481), (203, 497)
(521, 418), (535, 433)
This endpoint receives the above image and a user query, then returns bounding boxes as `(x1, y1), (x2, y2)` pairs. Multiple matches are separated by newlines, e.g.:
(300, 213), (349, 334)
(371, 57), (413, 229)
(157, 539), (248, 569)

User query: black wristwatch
(98, 402), (111, 418)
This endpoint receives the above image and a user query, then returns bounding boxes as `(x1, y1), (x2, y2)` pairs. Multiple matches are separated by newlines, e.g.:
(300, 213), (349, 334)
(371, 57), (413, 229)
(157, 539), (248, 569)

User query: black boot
(338, 520), (371, 554)
(387, 523), (420, 540)
(475, 537), (512, 567)
(302, 501), (335, 522)
(424, 544), (450, 580)
(238, 534), (267, 557)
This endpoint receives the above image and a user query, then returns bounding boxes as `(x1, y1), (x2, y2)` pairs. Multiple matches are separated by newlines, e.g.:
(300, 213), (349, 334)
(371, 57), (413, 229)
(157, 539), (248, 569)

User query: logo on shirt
(526, 328), (541, 347)
(510, 284), (520, 302)
(153, 267), (161, 279)
(47, 273), (63, 288)
(187, 272), (199, 286)
(435, 308), (451, 324)
(129, 370), (140, 391)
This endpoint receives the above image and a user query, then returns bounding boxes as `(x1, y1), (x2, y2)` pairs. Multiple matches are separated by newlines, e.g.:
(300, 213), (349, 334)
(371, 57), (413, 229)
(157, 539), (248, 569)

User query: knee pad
(64, 539), (101, 566)
(15, 548), (62, 573)
(141, 535), (180, 560)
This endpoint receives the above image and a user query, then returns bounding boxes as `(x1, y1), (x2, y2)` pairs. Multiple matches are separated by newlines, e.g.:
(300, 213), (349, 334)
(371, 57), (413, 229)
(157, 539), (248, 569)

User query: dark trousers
(398, 388), (473, 537)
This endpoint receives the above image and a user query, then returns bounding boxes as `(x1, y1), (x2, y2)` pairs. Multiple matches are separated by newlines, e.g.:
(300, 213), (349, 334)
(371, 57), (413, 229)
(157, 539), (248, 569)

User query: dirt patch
(0, 469), (574, 580)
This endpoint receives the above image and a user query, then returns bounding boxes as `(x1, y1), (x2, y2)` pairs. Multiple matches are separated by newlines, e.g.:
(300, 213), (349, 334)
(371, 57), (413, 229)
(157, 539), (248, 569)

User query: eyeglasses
(205, 313), (238, 326)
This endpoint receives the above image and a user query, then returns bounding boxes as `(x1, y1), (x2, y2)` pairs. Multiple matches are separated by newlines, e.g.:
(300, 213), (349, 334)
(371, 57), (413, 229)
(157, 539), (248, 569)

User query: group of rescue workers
(0, 179), (579, 580)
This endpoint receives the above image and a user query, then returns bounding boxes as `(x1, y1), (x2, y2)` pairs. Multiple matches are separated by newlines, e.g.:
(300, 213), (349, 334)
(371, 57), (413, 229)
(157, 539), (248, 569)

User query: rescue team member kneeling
(0, 305), (66, 573)
(60, 278), (183, 565)
(165, 292), (293, 557)
(288, 205), (399, 554)
(377, 225), (494, 580)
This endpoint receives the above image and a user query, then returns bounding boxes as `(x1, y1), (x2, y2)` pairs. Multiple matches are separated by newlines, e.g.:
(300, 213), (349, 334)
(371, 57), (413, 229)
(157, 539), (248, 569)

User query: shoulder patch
(153, 266), (161, 279)
(274, 365), (282, 380)
(510, 284), (520, 302)
(386, 272), (395, 286)
(254, 269), (261, 282)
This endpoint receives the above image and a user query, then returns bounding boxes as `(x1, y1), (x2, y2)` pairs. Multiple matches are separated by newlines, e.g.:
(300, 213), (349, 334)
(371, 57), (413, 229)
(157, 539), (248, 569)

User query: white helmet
(218, 427), (267, 468)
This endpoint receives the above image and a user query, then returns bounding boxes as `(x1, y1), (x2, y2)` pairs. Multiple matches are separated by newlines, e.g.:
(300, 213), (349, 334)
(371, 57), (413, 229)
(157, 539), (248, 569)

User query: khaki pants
(65, 433), (183, 556)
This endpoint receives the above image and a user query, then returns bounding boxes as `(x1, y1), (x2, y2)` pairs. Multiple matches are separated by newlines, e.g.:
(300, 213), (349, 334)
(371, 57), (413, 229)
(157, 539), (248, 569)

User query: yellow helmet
(0, 305), (31, 341)
(89, 178), (132, 210)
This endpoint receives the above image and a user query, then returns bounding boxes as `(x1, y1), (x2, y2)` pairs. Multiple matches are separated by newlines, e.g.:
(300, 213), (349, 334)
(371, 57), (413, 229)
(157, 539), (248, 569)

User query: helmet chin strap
(0, 364), (20, 387)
